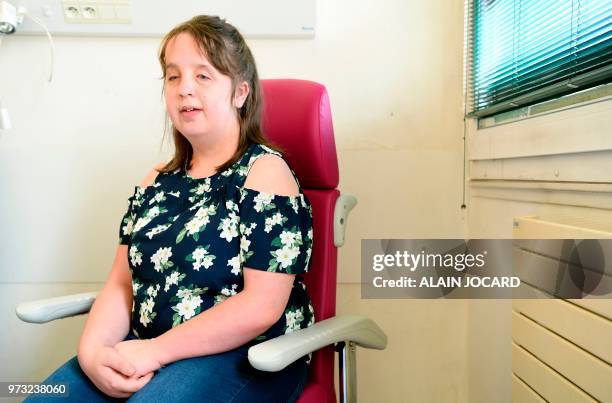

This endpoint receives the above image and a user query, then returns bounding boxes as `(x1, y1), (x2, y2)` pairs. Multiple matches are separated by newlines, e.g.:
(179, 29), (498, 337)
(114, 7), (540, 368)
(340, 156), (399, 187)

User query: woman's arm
(78, 163), (163, 361)
(77, 245), (133, 362)
(151, 268), (295, 366)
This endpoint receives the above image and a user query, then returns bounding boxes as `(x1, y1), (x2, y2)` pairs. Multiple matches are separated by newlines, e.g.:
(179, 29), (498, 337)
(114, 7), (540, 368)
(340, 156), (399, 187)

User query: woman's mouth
(180, 107), (202, 118)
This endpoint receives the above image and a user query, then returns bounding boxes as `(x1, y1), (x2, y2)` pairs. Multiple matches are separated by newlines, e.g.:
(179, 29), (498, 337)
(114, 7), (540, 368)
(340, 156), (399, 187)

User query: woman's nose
(179, 78), (195, 97)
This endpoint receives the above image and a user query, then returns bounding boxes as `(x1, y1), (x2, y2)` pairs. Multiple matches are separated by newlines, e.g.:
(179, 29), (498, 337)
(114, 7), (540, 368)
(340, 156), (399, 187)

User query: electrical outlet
(63, 4), (80, 20)
(61, 0), (131, 24)
(80, 5), (98, 19)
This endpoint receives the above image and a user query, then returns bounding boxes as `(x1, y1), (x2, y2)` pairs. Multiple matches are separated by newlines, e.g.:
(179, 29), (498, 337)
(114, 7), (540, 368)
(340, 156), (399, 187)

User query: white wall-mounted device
(0, 0), (19, 34)
(10, 0), (316, 38)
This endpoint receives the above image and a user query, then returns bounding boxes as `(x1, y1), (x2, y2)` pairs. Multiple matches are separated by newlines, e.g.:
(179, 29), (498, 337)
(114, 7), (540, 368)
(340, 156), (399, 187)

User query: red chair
(249, 79), (388, 403)
(16, 79), (387, 403)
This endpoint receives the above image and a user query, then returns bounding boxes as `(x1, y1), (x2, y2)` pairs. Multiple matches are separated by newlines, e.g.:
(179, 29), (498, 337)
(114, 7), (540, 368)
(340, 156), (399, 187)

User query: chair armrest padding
(16, 291), (99, 323)
(248, 314), (387, 371)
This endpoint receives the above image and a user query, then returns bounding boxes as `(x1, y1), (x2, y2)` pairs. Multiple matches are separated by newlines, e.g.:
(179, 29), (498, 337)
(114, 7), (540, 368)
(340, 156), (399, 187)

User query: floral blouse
(119, 143), (315, 356)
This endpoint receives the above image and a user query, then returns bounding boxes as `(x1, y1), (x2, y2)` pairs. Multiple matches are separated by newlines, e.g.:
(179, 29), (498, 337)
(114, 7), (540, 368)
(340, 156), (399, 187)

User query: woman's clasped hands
(79, 339), (162, 398)
(114, 338), (164, 378)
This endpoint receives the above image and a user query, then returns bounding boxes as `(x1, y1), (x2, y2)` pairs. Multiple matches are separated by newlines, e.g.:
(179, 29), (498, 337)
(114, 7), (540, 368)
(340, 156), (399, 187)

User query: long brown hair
(157, 15), (279, 174)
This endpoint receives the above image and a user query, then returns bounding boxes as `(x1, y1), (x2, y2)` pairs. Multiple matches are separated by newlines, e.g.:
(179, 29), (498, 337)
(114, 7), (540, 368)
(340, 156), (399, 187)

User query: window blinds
(465, 0), (612, 117)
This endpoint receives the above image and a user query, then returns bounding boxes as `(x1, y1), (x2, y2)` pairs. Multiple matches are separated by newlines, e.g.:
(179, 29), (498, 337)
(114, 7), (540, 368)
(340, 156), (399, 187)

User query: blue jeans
(24, 333), (308, 403)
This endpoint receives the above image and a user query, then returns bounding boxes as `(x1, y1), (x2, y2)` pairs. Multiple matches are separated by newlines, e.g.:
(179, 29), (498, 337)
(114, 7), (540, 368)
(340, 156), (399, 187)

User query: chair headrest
(261, 79), (339, 190)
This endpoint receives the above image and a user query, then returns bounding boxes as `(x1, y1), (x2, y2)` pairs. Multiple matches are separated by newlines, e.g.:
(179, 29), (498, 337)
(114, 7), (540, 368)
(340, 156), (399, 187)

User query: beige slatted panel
(512, 311), (612, 402)
(513, 248), (612, 298)
(512, 374), (546, 403)
(514, 239), (612, 276)
(572, 299), (612, 321)
(512, 343), (596, 403)
(511, 216), (612, 402)
(515, 281), (612, 322)
(513, 299), (612, 364)
(512, 216), (612, 239)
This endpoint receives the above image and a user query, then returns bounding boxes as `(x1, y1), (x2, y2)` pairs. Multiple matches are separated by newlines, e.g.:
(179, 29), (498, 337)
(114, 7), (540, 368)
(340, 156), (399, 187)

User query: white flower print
(240, 237), (251, 253)
(202, 255), (214, 269)
(145, 224), (171, 239)
(150, 247), (173, 272)
(195, 182), (210, 195)
(261, 145), (281, 155)
(246, 155), (259, 169)
(132, 205), (167, 233)
(144, 297), (155, 312)
(122, 217), (134, 236)
(171, 286), (206, 326)
(280, 231), (296, 246)
(236, 165), (248, 177)
(189, 295), (203, 309)
(275, 246), (300, 268)
(227, 255), (242, 276)
(139, 296), (157, 327)
(218, 212), (239, 242)
(185, 218), (204, 235)
(129, 245), (142, 266)
(176, 288), (192, 299)
(139, 309), (151, 327)
(221, 284), (238, 297)
(132, 188), (144, 207)
(264, 212), (284, 233)
(176, 294), (203, 320)
(133, 217), (151, 233)
(188, 180), (211, 202)
(164, 271), (185, 292)
(195, 205), (215, 220)
(178, 205), (216, 243)
(253, 193), (274, 212)
(239, 222), (257, 237)
(188, 246), (216, 271)
(305, 247), (312, 269)
(307, 303), (315, 327)
(148, 206), (160, 217)
(149, 191), (166, 205)
(146, 284), (160, 298)
(284, 307), (304, 334)
(226, 200), (238, 211)
(214, 284), (238, 305)
(132, 281), (142, 296)
(289, 197), (299, 214)
(176, 299), (196, 320)
(168, 190), (181, 198)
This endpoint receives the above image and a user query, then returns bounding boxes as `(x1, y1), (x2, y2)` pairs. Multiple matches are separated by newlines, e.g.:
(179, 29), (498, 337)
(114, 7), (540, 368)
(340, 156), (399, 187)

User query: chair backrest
(261, 79), (339, 401)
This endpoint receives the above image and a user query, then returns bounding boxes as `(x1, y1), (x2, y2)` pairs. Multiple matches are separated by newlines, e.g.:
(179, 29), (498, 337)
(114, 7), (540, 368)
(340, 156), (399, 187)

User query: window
(464, 0), (612, 118)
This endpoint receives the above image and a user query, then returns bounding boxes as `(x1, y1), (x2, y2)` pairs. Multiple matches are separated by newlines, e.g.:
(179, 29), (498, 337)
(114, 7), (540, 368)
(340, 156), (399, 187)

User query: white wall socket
(61, 1), (131, 24)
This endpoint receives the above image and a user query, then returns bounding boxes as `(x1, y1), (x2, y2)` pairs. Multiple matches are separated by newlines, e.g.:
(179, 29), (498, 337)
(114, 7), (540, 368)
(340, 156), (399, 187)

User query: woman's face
(163, 32), (243, 142)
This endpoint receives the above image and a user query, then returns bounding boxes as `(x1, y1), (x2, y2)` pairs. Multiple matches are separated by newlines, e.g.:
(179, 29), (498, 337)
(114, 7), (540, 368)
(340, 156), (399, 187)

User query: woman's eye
(197, 74), (209, 80)
(167, 76), (178, 81)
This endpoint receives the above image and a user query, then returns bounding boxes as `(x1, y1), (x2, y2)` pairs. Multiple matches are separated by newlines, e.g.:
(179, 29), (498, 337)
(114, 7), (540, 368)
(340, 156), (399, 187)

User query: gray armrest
(16, 291), (99, 323)
(248, 314), (387, 372)
(334, 194), (357, 247)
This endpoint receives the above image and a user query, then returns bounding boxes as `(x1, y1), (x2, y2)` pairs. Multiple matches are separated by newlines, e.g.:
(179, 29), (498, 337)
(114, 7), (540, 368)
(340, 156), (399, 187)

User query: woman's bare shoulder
(139, 161), (167, 188)
(244, 154), (299, 196)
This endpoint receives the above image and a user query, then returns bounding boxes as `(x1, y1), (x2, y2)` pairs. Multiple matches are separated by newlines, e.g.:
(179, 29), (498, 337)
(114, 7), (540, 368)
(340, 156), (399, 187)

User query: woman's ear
(233, 81), (250, 108)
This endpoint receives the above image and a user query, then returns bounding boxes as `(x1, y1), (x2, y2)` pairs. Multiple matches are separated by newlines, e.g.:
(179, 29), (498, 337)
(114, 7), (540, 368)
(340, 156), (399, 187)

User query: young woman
(26, 15), (314, 402)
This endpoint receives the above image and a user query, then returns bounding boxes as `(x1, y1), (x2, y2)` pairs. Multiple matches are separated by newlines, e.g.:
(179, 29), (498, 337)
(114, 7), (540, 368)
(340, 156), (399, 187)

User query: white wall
(0, 1), (468, 402)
